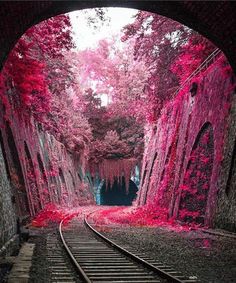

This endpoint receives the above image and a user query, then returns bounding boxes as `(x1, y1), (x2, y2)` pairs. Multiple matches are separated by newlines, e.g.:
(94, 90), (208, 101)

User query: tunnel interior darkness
(100, 177), (138, 206)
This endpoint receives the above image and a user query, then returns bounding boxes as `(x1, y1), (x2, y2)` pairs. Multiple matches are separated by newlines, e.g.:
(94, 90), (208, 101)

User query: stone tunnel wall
(0, 102), (95, 255)
(0, 143), (18, 256)
(138, 55), (236, 230)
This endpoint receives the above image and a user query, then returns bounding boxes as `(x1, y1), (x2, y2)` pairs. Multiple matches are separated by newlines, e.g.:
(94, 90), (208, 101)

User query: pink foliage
(31, 205), (99, 227)
(0, 13), (74, 121)
(178, 126), (214, 224)
(72, 39), (151, 122)
(171, 35), (215, 84)
(1, 14), (93, 154)
(92, 206), (202, 232)
(96, 158), (137, 192)
(1, 8), (235, 229)
(137, 49), (235, 227)
(122, 11), (215, 122)
(31, 203), (72, 227)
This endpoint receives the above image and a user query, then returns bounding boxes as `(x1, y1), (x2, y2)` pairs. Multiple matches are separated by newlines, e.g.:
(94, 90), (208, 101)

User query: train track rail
(59, 215), (199, 283)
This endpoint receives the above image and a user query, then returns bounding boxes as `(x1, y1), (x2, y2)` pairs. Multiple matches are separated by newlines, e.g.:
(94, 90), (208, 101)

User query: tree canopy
(0, 9), (215, 174)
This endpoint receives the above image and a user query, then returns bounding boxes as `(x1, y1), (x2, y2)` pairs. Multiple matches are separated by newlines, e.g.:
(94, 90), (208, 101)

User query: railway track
(59, 215), (199, 283)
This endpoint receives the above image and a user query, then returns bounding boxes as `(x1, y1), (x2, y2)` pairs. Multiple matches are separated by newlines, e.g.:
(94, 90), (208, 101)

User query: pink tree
(122, 11), (215, 120)
(1, 14), (74, 121)
(171, 34), (216, 84)
(72, 38), (151, 122)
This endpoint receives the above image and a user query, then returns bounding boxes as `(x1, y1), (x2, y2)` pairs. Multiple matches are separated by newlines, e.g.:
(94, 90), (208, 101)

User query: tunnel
(100, 177), (138, 205)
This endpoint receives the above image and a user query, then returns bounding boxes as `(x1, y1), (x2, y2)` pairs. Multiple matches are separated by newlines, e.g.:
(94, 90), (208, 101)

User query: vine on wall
(178, 123), (214, 224)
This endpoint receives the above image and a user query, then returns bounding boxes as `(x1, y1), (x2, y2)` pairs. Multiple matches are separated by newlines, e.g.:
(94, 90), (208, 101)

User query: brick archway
(0, 2), (236, 71)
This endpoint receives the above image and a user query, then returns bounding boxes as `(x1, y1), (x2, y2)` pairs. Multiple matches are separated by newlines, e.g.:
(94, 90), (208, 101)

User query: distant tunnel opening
(100, 177), (138, 206)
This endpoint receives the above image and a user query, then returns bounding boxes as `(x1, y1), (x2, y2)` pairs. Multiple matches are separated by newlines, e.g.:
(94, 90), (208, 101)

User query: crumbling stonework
(138, 55), (236, 230)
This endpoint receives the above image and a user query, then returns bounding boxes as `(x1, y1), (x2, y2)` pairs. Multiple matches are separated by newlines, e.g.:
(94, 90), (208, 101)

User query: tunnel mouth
(0, 5), (233, 234)
(100, 177), (138, 206)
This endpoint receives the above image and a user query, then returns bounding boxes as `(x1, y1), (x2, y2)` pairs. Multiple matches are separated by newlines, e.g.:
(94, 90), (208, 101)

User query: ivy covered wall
(138, 56), (236, 230)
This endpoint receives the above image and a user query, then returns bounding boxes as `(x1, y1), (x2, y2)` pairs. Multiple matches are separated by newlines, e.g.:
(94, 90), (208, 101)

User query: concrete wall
(138, 56), (236, 230)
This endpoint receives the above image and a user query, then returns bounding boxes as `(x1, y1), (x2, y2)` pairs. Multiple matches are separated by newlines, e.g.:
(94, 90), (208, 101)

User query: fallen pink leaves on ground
(30, 204), (206, 233)
(30, 204), (99, 227)
(89, 206), (206, 233)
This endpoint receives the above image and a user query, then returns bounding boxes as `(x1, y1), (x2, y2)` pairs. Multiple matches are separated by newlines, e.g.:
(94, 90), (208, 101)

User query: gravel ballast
(99, 225), (236, 283)
(13, 205), (236, 283)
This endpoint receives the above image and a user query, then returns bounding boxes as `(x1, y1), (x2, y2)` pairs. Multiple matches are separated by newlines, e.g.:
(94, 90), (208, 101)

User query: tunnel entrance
(100, 177), (138, 206)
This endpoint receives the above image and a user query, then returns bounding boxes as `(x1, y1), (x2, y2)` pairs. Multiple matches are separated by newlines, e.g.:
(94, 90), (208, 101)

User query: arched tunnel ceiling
(0, 1), (236, 71)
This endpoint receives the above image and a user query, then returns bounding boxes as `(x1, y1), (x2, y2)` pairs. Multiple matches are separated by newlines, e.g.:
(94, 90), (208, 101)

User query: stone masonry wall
(138, 56), (236, 230)
(0, 102), (95, 252)
(215, 92), (236, 231)
(0, 144), (18, 256)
